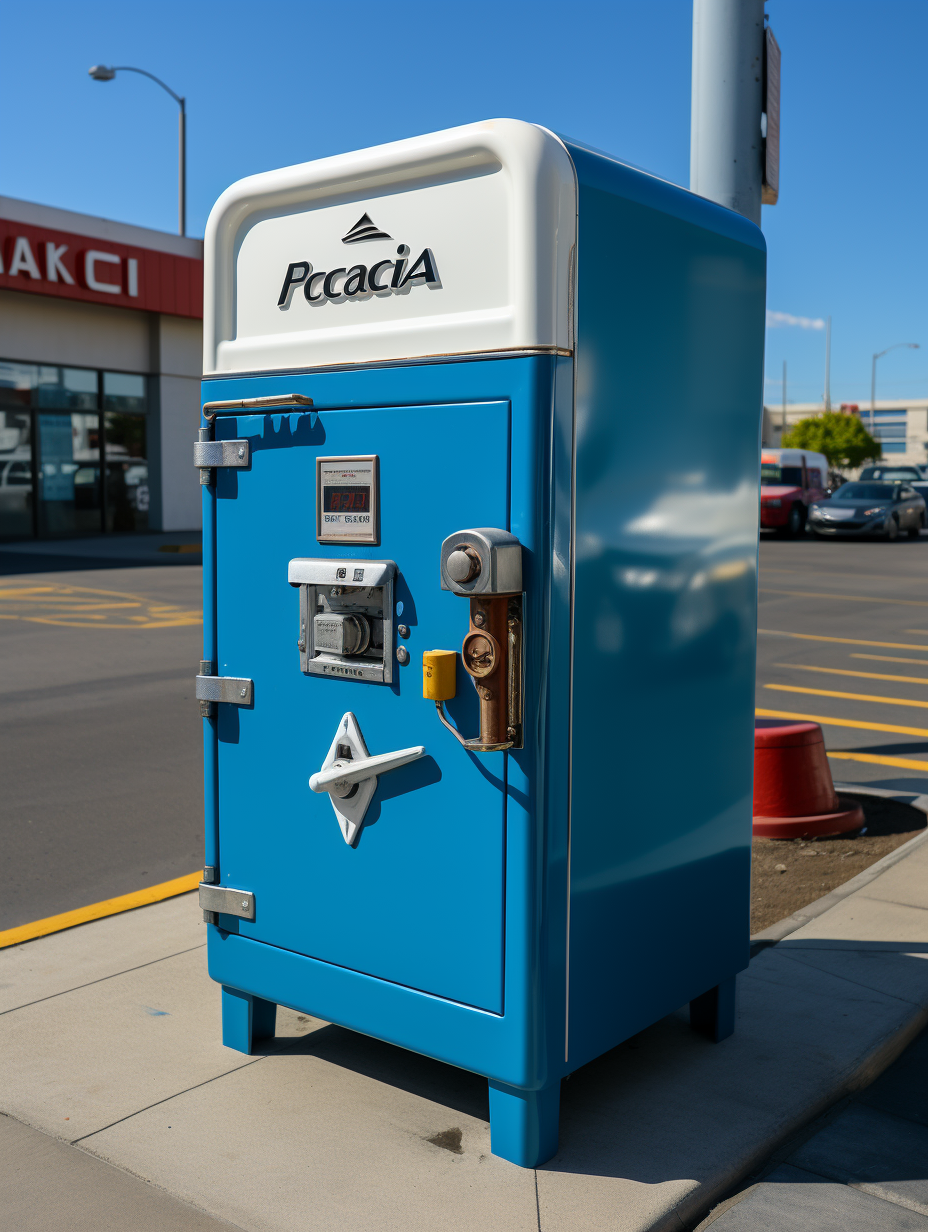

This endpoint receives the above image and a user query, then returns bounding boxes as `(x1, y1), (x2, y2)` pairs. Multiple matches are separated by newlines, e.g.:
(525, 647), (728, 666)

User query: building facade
(762, 400), (928, 471)
(0, 197), (203, 541)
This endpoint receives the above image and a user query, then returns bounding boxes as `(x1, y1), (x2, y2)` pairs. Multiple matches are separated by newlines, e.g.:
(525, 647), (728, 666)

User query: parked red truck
(760, 448), (829, 535)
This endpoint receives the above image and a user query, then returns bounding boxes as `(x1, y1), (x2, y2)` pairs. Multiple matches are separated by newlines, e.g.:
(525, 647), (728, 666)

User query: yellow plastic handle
(422, 650), (456, 701)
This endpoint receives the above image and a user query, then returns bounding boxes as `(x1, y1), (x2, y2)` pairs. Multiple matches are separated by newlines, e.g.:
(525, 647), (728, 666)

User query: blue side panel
(563, 144), (766, 1069)
(202, 356), (571, 1089)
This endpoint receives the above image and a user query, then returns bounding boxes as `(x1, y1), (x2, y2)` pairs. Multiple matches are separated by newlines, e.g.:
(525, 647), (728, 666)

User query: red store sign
(0, 219), (202, 318)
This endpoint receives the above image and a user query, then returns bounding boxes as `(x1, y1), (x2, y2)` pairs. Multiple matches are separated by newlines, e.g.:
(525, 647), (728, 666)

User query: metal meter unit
(196, 120), (765, 1168)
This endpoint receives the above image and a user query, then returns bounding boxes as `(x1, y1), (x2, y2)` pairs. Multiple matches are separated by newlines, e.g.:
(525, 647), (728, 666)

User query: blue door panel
(215, 401), (510, 1014)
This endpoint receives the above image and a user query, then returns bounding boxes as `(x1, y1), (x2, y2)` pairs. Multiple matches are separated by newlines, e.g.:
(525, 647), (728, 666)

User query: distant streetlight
(89, 64), (186, 236)
(870, 343), (920, 435)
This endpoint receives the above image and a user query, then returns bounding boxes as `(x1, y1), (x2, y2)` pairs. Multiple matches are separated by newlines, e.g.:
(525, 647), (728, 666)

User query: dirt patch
(751, 793), (926, 935)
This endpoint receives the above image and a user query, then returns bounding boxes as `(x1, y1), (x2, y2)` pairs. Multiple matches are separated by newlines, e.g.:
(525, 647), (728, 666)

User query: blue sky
(2, 0), (924, 404)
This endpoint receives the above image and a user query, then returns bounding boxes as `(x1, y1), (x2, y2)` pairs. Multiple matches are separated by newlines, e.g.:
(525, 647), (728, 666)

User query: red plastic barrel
(753, 719), (864, 839)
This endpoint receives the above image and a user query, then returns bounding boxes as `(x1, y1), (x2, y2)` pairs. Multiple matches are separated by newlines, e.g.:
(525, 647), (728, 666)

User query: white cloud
(766, 310), (826, 330)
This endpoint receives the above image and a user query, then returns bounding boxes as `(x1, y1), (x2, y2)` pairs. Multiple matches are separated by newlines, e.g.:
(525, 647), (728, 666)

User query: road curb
(751, 786), (928, 948)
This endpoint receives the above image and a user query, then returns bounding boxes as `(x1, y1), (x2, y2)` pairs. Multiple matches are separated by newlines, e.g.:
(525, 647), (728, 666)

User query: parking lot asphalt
(758, 531), (928, 795)
(0, 559), (203, 933)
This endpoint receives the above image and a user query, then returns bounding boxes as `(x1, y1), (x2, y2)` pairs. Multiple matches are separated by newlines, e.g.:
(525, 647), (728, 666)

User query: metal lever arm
(309, 745), (424, 794)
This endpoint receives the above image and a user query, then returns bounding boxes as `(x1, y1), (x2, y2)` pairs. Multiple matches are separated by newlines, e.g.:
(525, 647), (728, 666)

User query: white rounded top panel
(203, 119), (577, 375)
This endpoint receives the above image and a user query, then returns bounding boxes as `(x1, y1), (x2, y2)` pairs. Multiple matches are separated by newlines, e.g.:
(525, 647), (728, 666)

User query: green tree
(782, 411), (881, 469)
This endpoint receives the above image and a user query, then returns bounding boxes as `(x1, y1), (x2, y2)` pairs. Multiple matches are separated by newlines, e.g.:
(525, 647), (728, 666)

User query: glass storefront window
(0, 359), (152, 541)
(37, 412), (102, 538)
(103, 372), (147, 414)
(0, 411), (33, 538)
(105, 411), (149, 533)
(0, 363), (39, 408)
(36, 366), (99, 411)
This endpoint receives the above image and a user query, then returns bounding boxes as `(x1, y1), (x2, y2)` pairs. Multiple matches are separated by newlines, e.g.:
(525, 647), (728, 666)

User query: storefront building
(0, 196), (203, 541)
(762, 399), (928, 472)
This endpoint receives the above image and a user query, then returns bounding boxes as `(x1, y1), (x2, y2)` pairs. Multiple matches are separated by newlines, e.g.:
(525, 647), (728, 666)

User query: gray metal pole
(824, 316), (832, 410)
(690, 0), (765, 225)
(870, 353), (877, 435)
(178, 99), (186, 237)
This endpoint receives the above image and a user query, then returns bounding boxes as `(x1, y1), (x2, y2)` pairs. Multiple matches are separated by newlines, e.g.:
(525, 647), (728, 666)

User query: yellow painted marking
(761, 588), (928, 607)
(0, 871), (202, 950)
(759, 629), (928, 652)
(756, 708), (928, 738)
(904, 630), (928, 636)
(776, 663), (928, 686)
(0, 581), (201, 629)
(852, 653), (928, 666)
(20, 615), (201, 630)
(765, 683), (928, 710)
(828, 750), (928, 772)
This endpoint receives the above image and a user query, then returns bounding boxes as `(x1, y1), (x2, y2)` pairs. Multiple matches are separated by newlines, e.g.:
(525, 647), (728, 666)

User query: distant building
(762, 400), (928, 471)
(0, 196), (202, 542)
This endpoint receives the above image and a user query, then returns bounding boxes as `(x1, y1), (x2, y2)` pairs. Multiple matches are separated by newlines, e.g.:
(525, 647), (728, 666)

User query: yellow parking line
(765, 683), (928, 710)
(775, 663), (928, 686)
(761, 588), (928, 607)
(852, 653), (928, 667)
(904, 630), (928, 636)
(828, 750), (928, 772)
(0, 871), (202, 950)
(756, 708), (928, 738)
(759, 629), (928, 652)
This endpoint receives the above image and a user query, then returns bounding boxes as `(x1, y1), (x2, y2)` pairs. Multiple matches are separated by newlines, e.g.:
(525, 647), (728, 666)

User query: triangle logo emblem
(342, 213), (393, 244)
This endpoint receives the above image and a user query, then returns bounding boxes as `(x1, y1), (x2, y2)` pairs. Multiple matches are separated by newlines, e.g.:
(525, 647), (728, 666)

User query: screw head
(396, 646), (410, 665)
(473, 611), (486, 628)
(241, 899), (249, 910)
(238, 446), (245, 459)
(240, 688), (247, 698)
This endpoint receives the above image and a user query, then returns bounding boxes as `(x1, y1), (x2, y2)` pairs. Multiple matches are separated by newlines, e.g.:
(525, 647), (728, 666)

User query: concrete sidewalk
(2, 836), (928, 1232)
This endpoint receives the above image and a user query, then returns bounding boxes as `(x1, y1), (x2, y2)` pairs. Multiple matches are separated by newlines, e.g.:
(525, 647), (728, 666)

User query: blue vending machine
(197, 120), (766, 1168)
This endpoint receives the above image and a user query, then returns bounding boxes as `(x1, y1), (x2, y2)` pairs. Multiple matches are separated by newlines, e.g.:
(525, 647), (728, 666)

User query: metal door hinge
(196, 667), (253, 716)
(194, 437), (250, 485)
(199, 883), (255, 922)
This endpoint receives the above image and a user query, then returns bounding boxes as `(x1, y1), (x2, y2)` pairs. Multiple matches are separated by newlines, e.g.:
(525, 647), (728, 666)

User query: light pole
(823, 315), (832, 410)
(870, 343), (920, 434)
(89, 65), (186, 237)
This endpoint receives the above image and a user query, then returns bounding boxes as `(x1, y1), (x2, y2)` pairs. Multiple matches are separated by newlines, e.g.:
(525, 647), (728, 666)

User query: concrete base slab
(0, 944), (320, 1141)
(698, 1165), (928, 1231)
(790, 1103), (928, 1217)
(4, 805), (928, 1231)
(0, 893), (204, 1014)
(81, 1038), (538, 1232)
(0, 1113), (234, 1232)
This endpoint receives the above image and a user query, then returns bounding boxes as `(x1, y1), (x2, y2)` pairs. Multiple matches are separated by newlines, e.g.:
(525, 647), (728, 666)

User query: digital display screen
(323, 485), (370, 513)
(316, 455), (379, 544)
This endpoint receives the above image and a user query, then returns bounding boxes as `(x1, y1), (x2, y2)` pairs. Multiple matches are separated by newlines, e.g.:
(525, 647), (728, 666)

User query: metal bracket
(194, 437), (249, 485)
(196, 674), (253, 710)
(193, 439), (250, 468)
(198, 883), (255, 922)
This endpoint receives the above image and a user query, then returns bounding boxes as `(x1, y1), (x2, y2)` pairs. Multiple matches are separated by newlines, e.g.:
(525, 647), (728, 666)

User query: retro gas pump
(196, 120), (766, 1167)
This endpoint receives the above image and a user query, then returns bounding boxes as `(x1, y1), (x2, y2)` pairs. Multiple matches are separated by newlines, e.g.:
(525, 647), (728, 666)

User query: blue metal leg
(221, 985), (277, 1054)
(690, 976), (736, 1042)
(488, 1079), (560, 1167)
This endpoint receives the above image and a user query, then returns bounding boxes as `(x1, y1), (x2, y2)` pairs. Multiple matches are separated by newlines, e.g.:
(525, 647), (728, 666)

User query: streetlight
(870, 343), (920, 435)
(89, 64), (186, 237)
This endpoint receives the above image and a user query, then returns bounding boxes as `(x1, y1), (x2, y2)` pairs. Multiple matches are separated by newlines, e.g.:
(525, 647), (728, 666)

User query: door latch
(309, 711), (425, 845)
(196, 661), (253, 716)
